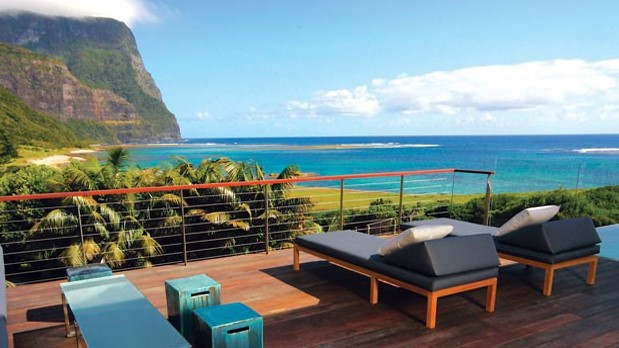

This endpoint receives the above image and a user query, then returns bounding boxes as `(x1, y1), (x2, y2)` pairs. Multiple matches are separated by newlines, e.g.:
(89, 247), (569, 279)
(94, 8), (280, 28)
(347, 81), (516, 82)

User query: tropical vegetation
(0, 148), (316, 283)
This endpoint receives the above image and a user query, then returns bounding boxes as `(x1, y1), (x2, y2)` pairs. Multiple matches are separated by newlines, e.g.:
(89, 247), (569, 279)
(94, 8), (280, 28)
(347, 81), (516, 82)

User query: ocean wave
(574, 148), (619, 154)
(340, 143), (440, 148)
(181, 142), (223, 146)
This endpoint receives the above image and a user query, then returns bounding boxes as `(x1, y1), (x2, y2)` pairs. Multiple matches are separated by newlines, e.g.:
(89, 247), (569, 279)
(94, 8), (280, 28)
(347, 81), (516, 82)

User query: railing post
(339, 179), (345, 230)
(398, 175), (404, 229)
(450, 171), (456, 209)
(180, 190), (188, 266)
(575, 162), (583, 192)
(483, 174), (492, 226)
(77, 204), (86, 265)
(264, 185), (270, 254)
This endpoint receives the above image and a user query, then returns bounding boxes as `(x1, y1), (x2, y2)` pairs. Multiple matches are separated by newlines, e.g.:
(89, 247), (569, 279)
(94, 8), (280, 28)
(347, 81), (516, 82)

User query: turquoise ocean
(124, 134), (619, 194)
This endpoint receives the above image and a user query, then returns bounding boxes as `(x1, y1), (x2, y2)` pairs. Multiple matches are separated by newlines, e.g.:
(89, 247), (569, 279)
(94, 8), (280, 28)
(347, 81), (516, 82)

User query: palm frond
(116, 230), (129, 249)
(196, 159), (226, 183)
(121, 215), (141, 231)
(139, 234), (163, 256)
(200, 186), (238, 205)
(64, 196), (98, 211)
(294, 221), (323, 236)
(187, 209), (205, 217)
(30, 209), (78, 235)
(227, 219), (250, 231)
(131, 167), (158, 187)
(105, 147), (132, 171)
(61, 244), (85, 266)
(252, 161), (265, 180)
(272, 165), (302, 192)
(171, 156), (196, 180)
(63, 165), (98, 191)
(89, 211), (105, 226)
(102, 242), (125, 267)
(83, 238), (101, 261)
(237, 203), (252, 221)
(93, 222), (110, 239)
(258, 210), (283, 222)
(163, 215), (183, 227)
(99, 203), (121, 229)
(202, 212), (230, 224)
(159, 193), (187, 207)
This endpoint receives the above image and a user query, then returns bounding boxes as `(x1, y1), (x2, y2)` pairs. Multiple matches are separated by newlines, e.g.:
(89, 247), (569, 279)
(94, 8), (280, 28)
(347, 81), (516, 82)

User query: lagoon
(122, 134), (619, 194)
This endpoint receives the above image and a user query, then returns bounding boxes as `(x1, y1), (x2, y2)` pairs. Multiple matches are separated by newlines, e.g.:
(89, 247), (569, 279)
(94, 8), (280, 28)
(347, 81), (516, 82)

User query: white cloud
(377, 59), (618, 114)
(0, 0), (159, 27)
(288, 86), (380, 117)
(196, 111), (209, 120)
(287, 59), (619, 127)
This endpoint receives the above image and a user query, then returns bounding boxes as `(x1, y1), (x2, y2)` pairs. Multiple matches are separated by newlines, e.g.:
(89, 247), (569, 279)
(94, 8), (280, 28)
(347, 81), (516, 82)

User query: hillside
(0, 86), (114, 162)
(0, 12), (181, 143)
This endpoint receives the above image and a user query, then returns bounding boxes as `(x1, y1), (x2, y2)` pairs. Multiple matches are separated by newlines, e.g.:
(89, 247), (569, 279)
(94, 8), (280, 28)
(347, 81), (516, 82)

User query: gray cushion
(400, 218), (498, 237)
(295, 231), (499, 291)
(495, 217), (601, 254)
(382, 234), (500, 276)
(495, 241), (600, 264)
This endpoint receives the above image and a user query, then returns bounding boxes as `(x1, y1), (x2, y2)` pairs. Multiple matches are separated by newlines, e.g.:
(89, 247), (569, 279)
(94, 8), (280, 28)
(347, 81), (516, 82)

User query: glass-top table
(60, 275), (190, 348)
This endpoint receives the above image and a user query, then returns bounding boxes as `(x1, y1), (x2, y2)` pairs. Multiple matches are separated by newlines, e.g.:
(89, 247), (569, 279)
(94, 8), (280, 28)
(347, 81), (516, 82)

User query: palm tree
(27, 148), (163, 271)
(30, 195), (163, 268)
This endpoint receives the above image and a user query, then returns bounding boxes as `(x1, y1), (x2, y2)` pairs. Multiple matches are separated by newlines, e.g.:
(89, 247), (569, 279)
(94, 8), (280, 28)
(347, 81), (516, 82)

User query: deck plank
(6, 250), (619, 347)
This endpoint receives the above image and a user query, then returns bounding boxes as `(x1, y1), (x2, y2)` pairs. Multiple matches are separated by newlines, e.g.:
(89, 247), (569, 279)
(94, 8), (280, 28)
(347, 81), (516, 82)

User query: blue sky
(3, 1), (619, 138)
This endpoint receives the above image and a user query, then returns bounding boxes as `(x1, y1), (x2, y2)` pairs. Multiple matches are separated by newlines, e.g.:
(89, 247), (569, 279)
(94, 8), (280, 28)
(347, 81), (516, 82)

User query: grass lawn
(288, 186), (485, 212)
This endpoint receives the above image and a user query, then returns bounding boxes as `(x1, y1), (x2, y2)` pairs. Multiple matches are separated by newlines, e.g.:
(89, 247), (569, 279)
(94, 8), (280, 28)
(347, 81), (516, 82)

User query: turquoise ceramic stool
(165, 274), (221, 343)
(66, 264), (112, 282)
(193, 302), (263, 348)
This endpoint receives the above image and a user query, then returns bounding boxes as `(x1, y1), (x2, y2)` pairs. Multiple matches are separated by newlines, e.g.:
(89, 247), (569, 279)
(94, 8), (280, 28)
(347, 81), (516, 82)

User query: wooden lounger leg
(543, 266), (555, 296)
(293, 246), (300, 272)
(486, 278), (497, 313)
(426, 293), (438, 329)
(370, 277), (378, 304)
(587, 256), (598, 285)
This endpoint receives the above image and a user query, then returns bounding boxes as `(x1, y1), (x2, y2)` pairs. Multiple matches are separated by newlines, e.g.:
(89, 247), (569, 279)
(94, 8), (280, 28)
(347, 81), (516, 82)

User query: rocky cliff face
(0, 12), (181, 143)
(0, 43), (139, 124)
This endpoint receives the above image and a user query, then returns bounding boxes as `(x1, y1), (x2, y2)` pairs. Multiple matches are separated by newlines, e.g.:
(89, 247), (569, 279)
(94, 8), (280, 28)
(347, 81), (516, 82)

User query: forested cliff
(0, 12), (181, 145)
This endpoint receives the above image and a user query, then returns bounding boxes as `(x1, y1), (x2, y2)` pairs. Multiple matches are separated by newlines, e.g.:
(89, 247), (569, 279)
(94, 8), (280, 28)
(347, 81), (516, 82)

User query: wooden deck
(6, 249), (619, 347)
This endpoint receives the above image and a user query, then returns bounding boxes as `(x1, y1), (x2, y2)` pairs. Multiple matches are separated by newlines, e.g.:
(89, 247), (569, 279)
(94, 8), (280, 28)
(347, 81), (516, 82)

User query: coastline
(27, 149), (97, 167)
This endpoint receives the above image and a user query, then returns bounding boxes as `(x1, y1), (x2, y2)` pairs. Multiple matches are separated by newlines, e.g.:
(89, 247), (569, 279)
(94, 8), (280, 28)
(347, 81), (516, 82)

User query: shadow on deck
(7, 249), (619, 347)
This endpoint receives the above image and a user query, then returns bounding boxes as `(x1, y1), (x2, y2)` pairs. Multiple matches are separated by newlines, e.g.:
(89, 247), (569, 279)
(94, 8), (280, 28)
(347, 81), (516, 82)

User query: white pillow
(496, 205), (560, 236)
(378, 225), (454, 256)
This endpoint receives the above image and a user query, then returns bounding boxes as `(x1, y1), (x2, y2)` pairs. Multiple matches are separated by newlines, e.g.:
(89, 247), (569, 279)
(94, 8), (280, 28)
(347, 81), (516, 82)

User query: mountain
(0, 87), (98, 148)
(0, 12), (181, 143)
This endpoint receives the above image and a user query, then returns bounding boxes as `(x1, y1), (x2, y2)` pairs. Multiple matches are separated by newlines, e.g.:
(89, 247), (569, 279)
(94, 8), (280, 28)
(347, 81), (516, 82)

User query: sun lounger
(403, 212), (601, 296)
(293, 230), (499, 329)
(494, 217), (601, 296)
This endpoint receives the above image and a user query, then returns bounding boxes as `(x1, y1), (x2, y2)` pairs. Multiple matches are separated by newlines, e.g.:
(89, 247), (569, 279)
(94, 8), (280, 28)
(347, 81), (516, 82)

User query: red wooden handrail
(0, 168), (493, 203)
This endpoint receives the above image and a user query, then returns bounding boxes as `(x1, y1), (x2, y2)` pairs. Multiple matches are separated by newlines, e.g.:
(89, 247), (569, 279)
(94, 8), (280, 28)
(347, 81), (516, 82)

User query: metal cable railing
(0, 168), (493, 284)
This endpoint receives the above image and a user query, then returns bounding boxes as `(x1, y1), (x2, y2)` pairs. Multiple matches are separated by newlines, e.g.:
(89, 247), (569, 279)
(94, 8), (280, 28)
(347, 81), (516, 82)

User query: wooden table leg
(62, 293), (76, 337)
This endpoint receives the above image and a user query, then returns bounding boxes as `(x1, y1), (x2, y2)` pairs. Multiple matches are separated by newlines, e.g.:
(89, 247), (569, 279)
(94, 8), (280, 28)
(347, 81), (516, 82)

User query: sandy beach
(29, 149), (97, 167)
